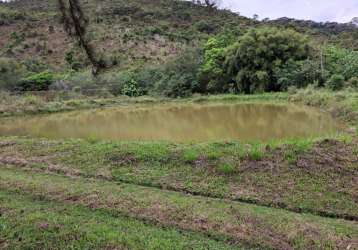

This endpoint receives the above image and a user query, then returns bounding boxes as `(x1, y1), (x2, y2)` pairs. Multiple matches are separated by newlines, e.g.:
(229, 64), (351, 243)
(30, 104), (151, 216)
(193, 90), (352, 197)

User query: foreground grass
(0, 191), (240, 250)
(1, 136), (357, 220)
(0, 167), (357, 249)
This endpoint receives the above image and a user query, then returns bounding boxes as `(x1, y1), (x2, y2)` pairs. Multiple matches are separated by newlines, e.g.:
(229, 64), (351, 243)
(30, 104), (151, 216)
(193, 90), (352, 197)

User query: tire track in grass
(1, 157), (357, 222)
(0, 191), (244, 250)
(0, 167), (357, 250)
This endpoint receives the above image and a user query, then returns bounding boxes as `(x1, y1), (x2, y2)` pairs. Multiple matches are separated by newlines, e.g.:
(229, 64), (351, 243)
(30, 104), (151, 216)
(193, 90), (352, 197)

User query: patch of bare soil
(0, 154), (82, 178)
(106, 152), (138, 167)
(235, 138), (358, 175)
(297, 139), (358, 174)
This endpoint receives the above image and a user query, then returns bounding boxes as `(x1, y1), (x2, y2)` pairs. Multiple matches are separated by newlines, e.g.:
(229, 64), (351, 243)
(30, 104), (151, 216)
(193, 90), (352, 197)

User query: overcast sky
(220, 0), (358, 23)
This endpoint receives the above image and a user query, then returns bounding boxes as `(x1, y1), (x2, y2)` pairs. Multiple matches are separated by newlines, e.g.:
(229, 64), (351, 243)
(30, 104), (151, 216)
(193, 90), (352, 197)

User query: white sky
(221, 0), (358, 23)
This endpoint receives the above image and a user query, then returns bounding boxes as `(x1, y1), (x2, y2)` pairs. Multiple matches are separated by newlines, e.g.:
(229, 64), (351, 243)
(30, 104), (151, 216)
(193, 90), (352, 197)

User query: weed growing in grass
(283, 139), (313, 164)
(248, 143), (264, 161)
(86, 135), (100, 144)
(216, 163), (236, 175)
(205, 150), (223, 160)
(183, 149), (199, 163)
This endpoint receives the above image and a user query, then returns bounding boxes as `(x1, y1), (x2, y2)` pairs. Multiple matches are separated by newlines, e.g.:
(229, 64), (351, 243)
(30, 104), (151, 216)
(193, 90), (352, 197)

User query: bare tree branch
(192, 0), (221, 9)
(57, 0), (104, 75)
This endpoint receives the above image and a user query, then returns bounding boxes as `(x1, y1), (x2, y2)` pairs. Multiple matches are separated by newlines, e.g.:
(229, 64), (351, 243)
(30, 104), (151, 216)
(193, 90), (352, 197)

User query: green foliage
(9, 31), (25, 47)
(17, 71), (54, 91)
(0, 6), (27, 25)
(224, 27), (311, 93)
(183, 149), (199, 163)
(195, 20), (216, 33)
(198, 34), (236, 93)
(22, 58), (48, 73)
(248, 144), (264, 161)
(153, 49), (202, 97)
(103, 71), (144, 97)
(275, 59), (322, 90)
(65, 51), (82, 71)
(327, 74), (345, 91)
(325, 45), (358, 81)
(347, 77), (358, 89)
(0, 57), (28, 90)
(122, 79), (141, 97)
(216, 163), (236, 175)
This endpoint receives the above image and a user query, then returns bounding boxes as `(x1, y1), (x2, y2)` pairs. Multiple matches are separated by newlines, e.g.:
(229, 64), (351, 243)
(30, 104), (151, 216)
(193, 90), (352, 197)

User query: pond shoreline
(0, 102), (342, 143)
(1, 89), (357, 124)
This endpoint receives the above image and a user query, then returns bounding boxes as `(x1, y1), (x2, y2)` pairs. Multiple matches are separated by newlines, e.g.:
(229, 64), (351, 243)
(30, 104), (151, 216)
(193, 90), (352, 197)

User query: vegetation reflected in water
(0, 103), (340, 142)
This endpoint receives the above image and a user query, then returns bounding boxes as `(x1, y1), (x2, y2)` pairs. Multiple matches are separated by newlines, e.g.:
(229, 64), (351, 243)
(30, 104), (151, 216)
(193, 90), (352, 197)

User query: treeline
(1, 27), (357, 97)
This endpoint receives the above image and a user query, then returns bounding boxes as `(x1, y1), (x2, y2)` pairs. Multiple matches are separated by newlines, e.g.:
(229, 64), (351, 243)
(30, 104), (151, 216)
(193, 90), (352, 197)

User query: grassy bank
(1, 136), (357, 220)
(289, 88), (358, 125)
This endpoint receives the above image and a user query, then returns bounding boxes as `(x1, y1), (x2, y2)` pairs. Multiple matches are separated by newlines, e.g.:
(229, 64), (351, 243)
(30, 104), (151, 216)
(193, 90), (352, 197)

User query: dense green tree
(327, 74), (345, 91)
(224, 27), (311, 93)
(274, 59), (322, 90)
(324, 45), (358, 81)
(198, 34), (235, 93)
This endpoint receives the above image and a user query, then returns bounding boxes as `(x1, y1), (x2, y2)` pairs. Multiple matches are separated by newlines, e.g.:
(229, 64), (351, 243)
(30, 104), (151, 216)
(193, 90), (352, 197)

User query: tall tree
(224, 27), (311, 93)
(57, 0), (104, 75)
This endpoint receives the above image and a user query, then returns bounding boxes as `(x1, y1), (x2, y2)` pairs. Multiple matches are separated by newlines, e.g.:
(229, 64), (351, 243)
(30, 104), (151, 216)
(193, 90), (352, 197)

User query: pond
(0, 103), (341, 142)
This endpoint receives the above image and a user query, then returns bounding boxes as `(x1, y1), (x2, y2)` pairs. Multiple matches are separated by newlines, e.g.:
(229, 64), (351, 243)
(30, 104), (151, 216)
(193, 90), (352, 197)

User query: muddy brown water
(0, 103), (341, 142)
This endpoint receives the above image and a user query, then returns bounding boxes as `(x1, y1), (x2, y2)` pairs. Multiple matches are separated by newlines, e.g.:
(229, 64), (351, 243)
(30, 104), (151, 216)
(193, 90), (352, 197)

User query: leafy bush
(347, 77), (358, 89)
(122, 79), (141, 97)
(153, 49), (202, 97)
(325, 46), (358, 80)
(22, 58), (48, 73)
(327, 74), (345, 91)
(0, 57), (28, 90)
(17, 71), (54, 91)
(65, 51), (82, 71)
(195, 20), (216, 33)
(275, 59), (323, 90)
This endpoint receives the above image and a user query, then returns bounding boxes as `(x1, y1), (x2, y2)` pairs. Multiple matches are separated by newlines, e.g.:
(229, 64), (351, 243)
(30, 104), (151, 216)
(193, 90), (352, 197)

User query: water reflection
(0, 103), (340, 142)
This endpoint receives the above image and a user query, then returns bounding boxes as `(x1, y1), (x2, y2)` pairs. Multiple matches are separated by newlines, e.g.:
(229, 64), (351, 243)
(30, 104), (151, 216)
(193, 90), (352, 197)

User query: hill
(1, 0), (357, 72)
(0, 0), (252, 70)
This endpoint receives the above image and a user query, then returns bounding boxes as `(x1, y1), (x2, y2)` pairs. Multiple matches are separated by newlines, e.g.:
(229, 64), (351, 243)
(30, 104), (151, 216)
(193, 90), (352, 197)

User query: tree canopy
(224, 27), (311, 93)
